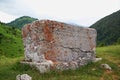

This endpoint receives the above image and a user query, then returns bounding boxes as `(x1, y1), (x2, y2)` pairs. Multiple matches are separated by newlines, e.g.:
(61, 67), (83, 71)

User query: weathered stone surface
(16, 74), (32, 80)
(22, 20), (97, 73)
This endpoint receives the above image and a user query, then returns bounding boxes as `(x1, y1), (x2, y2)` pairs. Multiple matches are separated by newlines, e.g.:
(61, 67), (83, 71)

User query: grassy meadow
(0, 45), (120, 80)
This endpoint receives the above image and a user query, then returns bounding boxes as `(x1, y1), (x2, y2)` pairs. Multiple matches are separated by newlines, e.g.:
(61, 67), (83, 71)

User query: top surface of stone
(22, 19), (96, 63)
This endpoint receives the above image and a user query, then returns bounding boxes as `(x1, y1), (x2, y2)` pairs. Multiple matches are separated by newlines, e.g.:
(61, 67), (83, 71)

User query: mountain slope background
(7, 16), (38, 29)
(90, 10), (120, 46)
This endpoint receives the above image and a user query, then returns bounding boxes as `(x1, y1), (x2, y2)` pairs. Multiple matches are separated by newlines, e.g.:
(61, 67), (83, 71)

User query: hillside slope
(90, 10), (120, 46)
(0, 22), (23, 57)
(7, 16), (38, 29)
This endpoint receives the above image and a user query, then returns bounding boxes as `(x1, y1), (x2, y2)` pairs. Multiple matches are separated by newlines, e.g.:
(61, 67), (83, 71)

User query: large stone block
(22, 20), (97, 73)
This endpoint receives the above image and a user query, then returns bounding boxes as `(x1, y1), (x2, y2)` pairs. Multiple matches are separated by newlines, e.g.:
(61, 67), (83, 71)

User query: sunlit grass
(96, 45), (120, 64)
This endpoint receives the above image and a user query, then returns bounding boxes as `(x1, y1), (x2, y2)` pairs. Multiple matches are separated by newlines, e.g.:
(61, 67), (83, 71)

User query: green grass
(0, 23), (24, 57)
(0, 45), (120, 80)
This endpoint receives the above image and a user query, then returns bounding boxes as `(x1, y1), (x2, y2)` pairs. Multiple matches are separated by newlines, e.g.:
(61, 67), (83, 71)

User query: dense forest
(90, 10), (120, 46)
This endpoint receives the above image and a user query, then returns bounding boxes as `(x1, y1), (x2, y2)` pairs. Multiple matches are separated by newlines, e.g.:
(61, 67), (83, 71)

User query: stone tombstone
(22, 20), (97, 73)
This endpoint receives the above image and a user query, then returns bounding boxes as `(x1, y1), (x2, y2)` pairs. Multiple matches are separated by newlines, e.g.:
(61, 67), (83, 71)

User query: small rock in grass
(101, 64), (112, 71)
(16, 74), (32, 80)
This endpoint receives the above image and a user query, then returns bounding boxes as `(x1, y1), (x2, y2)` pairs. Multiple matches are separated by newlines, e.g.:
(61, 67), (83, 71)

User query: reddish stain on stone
(27, 24), (31, 32)
(22, 24), (31, 38)
(44, 50), (57, 62)
(43, 24), (54, 42)
(42, 21), (58, 61)
(42, 20), (65, 62)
